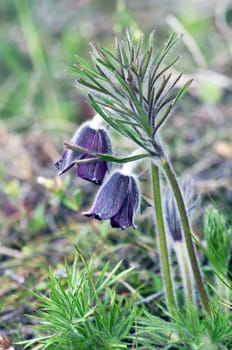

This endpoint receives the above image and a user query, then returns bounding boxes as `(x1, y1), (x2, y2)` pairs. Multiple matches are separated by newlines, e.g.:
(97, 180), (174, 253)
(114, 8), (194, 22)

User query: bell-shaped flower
(83, 171), (140, 229)
(55, 122), (112, 185)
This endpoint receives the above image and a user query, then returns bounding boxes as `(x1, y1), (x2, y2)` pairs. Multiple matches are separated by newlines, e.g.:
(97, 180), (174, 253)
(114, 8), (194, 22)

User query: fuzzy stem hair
(151, 162), (176, 310)
(161, 157), (210, 314)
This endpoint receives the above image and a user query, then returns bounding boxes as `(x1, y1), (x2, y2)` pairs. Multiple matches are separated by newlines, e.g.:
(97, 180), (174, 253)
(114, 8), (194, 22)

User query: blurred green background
(0, 0), (232, 346)
(1, 0), (231, 131)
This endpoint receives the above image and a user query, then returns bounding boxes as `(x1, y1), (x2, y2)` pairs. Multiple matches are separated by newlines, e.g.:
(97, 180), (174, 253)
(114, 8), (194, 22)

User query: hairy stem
(161, 158), (210, 314)
(151, 162), (176, 310)
(174, 241), (195, 305)
(216, 277), (229, 313)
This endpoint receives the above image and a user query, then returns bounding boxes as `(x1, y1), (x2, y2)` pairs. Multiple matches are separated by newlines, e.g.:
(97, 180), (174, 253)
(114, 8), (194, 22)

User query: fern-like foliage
(70, 30), (191, 157)
(21, 253), (137, 350)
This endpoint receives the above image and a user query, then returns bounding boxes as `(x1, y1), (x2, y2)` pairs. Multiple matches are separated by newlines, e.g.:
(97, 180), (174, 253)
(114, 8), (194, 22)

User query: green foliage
(38, 175), (82, 212)
(198, 82), (222, 105)
(29, 204), (47, 234)
(2, 1), (232, 348)
(64, 141), (150, 164)
(1, 0), (93, 129)
(204, 206), (231, 280)
(71, 30), (191, 156)
(138, 301), (232, 349)
(21, 252), (137, 350)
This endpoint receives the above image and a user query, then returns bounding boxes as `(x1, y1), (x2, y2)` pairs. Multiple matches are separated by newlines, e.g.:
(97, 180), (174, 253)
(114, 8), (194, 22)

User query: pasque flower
(55, 120), (112, 185)
(52, 30), (211, 315)
(83, 171), (140, 229)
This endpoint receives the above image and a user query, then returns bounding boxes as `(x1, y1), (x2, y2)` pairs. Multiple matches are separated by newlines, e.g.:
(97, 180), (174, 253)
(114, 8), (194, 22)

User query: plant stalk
(161, 157), (210, 314)
(174, 241), (194, 305)
(151, 162), (176, 310)
(216, 277), (229, 314)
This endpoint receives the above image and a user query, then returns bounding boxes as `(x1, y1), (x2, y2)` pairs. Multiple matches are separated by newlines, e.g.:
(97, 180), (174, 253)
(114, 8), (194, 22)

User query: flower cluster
(55, 30), (192, 230)
(55, 116), (140, 229)
(53, 29), (212, 315)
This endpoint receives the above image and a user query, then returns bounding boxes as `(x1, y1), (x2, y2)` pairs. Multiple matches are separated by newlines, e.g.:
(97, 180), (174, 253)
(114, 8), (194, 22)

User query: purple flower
(55, 124), (112, 185)
(83, 171), (140, 229)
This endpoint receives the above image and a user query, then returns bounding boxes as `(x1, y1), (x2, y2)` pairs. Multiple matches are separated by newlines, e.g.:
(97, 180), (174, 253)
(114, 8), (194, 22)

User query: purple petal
(77, 159), (108, 185)
(97, 129), (113, 171)
(83, 172), (129, 219)
(72, 126), (97, 153)
(110, 199), (134, 229)
(98, 129), (112, 152)
(76, 128), (112, 184)
(54, 149), (79, 175)
(110, 176), (139, 229)
(54, 126), (96, 175)
(55, 124), (113, 183)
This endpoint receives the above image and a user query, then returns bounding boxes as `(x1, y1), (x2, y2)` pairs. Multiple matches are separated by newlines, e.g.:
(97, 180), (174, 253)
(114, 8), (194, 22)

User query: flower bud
(163, 179), (197, 242)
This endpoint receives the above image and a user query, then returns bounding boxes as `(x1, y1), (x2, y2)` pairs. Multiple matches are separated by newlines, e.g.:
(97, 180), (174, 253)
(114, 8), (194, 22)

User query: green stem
(174, 242), (194, 305)
(161, 158), (210, 314)
(151, 162), (176, 310)
(217, 277), (229, 314)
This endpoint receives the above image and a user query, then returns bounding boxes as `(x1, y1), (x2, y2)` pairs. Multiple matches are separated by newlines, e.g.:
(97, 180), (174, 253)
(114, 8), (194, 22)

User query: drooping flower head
(55, 116), (112, 185)
(83, 171), (140, 229)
